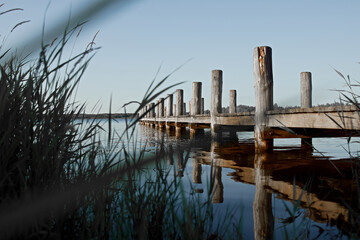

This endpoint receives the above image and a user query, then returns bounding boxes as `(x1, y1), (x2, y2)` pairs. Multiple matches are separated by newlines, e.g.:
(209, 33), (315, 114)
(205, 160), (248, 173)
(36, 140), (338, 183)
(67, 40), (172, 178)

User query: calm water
(108, 119), (360, 239)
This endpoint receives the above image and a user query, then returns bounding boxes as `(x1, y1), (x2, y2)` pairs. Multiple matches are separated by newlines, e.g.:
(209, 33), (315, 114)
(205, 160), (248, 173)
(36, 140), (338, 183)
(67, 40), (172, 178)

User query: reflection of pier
(193, 140), (353, 225)
(138, 118), (356, 237)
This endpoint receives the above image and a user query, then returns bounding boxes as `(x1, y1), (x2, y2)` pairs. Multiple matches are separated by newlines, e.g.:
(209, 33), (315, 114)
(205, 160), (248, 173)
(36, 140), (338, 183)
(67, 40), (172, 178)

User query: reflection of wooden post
(301, 72), (313, 147)
(176, 89), (183, 116)
(192, 159), (202, 184)
(253, 153), (274, 240)
(210, 140), (223, 203)
(211, 70), (223, 135)
(166, 94), (173, 117)
(254, 46), (273, 152)
(167, 145), (174, 165)
(176, 146), (184, 177)
(192, 82), (202, 115)
(229, 89), (237, 114)
(211, 166), (223, 203)
(201, 97), (204, 114)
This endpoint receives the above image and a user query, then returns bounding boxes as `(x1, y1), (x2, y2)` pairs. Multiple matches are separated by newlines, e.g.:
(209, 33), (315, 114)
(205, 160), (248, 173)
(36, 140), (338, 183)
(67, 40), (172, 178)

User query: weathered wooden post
(211, 70), (223, 136)
(176, 89), (183, 116)
(156, 100), (160, 118)
(189, 100), (192, 115)
(254, 46), (273, 152)
(301, 72), (312, 108)
(159, 98), (164, 117)
(229, 89), (237, 114)
(150, 103), (155, 118)
(166, 94), (173, 117)
(192, 82), (202, 115)
(201, 97), (204, 114)
(300, 72), (313, 147)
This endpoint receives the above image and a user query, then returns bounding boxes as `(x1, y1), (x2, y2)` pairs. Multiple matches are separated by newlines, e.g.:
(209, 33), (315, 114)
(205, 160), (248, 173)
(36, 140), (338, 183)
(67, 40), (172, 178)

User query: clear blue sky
(1, 0), (360, 113)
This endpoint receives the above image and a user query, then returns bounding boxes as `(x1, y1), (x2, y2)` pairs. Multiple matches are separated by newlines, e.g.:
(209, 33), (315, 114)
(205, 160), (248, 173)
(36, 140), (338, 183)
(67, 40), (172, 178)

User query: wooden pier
(139, 46), (360, 151)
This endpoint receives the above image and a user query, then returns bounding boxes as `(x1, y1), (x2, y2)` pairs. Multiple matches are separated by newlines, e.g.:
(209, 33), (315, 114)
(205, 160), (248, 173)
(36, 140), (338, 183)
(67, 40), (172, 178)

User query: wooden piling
(167, 94), (173, 116)
(192, 82), (202, 115)
(176, 89), (183, 116)
(159, 98), (164, 117)
(149, 103), (155, 118)
(229, 89), (237, 114)
(300, 72), (313, 146)
(201, 97), (204, 114)
(301, 72), (312, 108)
(254, 46), (273, 152)
(211, 70), (223, 133)
(156, 100), (160, 118)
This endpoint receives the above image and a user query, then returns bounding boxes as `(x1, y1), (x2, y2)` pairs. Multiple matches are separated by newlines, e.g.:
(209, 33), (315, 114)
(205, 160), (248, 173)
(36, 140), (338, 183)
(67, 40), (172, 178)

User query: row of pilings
(139, 46), (313, 152)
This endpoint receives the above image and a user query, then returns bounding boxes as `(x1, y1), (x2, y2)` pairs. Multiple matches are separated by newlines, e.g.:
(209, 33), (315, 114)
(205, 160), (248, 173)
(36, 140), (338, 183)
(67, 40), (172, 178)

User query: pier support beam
(192, 82), (202, 115)
(159, 98), (164, 117)
(176, 89), (184, 116)
(166, 94), (173, 117)
(229, 89), (237, 114)
(149, 103), (155, 118)
(301, 72), (313, 147)
(201, 97), (204, 114)
(211, 70), (223, 136)
(254, 46), (273, 152)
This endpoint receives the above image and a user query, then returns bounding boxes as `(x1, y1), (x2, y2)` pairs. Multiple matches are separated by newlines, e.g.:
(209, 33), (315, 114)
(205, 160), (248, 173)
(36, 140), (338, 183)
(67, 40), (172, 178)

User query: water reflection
(253, 153), (274, 240)
(138, 123), (358, 237)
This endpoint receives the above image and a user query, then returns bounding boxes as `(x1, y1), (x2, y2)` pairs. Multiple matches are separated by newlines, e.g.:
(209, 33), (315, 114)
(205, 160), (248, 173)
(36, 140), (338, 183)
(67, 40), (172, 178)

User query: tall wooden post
(156, 100), (160, 118)
(211, 70), (223, 134)
(301, 72), (313, 147)
(254, 46), (273, 152)
(229, 89), (237, 114)
(176, 89), (183, 116)
(192, 82), (202, 115)
(166, 94), (173, 117)
(159, 98), (164, 117)
(149, 103), (155, 118)
(301, 72), (312, 108)
(201, 97), (204, 114)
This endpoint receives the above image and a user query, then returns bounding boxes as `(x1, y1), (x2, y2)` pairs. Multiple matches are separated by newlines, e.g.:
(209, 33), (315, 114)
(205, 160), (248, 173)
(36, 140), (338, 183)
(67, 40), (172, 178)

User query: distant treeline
(78, 113), (137, 119)
(210, 102), (349, 114)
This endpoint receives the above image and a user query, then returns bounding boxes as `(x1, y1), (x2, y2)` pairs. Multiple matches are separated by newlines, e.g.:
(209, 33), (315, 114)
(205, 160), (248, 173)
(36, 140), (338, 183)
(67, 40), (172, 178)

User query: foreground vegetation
(0, 14), (245, 238)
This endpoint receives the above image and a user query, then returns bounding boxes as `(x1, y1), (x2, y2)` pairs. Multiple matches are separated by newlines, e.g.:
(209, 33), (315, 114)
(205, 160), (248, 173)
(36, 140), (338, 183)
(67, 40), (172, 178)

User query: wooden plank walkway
(140, 105), (360, 137)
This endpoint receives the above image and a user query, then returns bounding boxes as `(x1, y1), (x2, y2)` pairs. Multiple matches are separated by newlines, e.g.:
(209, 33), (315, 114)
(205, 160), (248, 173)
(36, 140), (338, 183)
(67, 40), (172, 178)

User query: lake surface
(110, 118), (360, 239)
